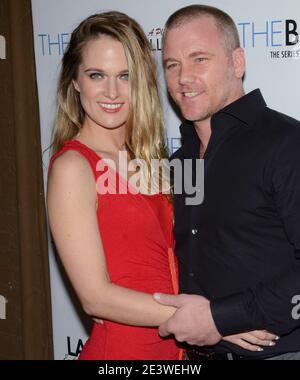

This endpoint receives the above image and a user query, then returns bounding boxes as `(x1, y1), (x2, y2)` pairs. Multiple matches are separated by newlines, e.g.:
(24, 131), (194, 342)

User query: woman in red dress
(47, 11), (276, 360)
(47, 11), (181, 360)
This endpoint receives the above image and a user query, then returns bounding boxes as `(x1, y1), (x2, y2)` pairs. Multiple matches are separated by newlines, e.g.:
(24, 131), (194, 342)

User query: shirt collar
(214, 88), (267, 127)
(180, 89), (266, 138)
(179, 89), (267, 158)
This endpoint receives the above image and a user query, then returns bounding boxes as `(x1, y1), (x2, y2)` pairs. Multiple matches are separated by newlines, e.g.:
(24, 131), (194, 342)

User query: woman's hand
(223, 330), (279, 351)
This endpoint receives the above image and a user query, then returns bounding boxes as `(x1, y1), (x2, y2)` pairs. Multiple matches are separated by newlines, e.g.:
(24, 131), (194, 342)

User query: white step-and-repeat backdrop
(31, 0), (300, 359)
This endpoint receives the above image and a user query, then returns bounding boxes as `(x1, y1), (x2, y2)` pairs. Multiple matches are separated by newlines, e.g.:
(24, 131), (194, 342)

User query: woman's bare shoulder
(51, 149), (90, 172)
(48, 149), (95, 191)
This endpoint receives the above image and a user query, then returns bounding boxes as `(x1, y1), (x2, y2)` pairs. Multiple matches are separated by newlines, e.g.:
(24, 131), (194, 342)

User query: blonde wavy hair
(52, 11), (170, 193)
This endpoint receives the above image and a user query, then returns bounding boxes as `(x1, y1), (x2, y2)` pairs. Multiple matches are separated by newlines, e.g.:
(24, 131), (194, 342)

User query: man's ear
(232, 48), (246, 79)
(72, 79), (80, 92)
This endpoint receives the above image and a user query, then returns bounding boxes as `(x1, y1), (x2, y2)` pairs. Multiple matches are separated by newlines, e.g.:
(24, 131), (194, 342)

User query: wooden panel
(0, 0), (53, 359)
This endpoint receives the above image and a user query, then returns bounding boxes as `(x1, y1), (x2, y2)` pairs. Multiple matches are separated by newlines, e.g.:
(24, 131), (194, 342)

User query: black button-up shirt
(172, 89), (300, 357)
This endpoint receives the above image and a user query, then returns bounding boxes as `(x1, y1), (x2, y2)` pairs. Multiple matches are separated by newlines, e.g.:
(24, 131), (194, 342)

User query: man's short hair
(164, 4), (240, 52)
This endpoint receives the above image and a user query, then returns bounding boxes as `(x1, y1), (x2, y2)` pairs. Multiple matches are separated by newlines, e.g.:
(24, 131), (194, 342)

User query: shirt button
(189, 272), (194, 277)
(191, 229), (198, 235)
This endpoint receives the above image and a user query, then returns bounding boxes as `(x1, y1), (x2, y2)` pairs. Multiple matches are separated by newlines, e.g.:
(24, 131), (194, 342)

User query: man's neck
(193, 89), (246, 157)
(194, 119), (212, 158)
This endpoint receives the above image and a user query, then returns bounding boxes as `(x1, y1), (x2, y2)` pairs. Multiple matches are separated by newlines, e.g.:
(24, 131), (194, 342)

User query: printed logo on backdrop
(36, 8), (114, 57)
(148, 27), (163, 52)
(36, 18), (300, 60)
(37, 33), (70, 56)
(238, 18), (300, 59)
(36, 28), (164, 56)
(63, 336), (84, 360)
(167, 137), (181, 156)
(36, 26), (165, 57)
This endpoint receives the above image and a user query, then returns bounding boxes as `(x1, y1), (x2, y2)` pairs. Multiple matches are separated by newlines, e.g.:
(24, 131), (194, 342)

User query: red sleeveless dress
(49, 140), (182, 360)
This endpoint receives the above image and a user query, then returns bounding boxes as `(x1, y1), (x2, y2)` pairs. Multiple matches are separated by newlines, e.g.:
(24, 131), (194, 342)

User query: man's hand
(153, 293), (222, 346)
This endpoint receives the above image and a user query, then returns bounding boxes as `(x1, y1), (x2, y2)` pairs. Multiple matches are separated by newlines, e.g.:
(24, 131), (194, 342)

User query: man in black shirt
(154, 4), (300, 359)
